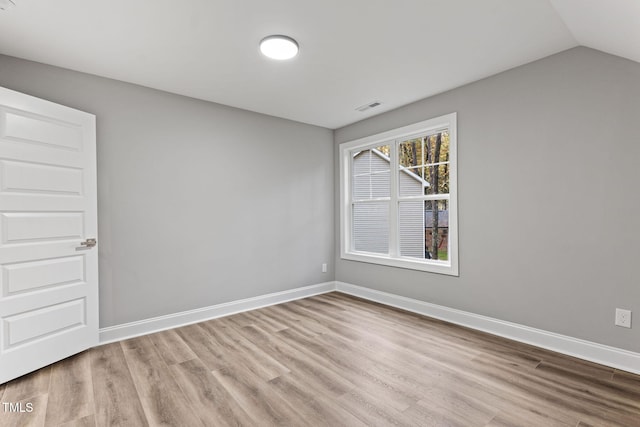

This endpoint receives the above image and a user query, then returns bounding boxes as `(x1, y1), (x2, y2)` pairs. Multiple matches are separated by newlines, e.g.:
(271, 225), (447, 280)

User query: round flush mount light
(259, 35), (299, 60)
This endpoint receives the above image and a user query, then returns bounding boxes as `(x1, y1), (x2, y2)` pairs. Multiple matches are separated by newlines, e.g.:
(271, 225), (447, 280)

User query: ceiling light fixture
(259, 35), (299, 60)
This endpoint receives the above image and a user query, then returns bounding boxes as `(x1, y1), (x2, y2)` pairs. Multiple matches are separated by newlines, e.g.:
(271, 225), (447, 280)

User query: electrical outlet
(321, 263), (327, 273)
(615, 308), (632, 328)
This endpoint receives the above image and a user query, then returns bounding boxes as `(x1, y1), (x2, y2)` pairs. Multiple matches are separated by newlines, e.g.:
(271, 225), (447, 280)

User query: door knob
(77, 238), (97, 249)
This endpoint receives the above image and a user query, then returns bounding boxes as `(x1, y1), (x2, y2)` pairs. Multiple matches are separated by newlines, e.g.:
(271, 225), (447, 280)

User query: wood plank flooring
(1, 292), (639, 426)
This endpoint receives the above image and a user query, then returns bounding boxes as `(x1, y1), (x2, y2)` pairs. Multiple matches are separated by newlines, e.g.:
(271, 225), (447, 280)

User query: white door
(0, 87), (98, 384)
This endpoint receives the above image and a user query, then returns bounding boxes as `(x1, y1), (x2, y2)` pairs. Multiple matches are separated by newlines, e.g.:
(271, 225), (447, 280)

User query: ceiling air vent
(355, 101), (382, 112)
(0, 0), (16, 11)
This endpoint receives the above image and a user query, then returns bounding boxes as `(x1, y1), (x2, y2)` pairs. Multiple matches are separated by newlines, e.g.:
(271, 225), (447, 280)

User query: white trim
(339, 113), (458, 276)
(351, 197), (391, 203)
(389, 141), (399, 257)
(98, 279), (640, 375)
(340, 116), (455, 150)
(98, 282), (335, 344)
(335, 281), (640, 375)
(341, 252), (454, 275)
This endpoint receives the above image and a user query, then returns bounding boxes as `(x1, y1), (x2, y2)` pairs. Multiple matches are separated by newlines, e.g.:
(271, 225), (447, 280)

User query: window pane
(422, 164), (450, 195)
(353, 171), (390, 200)
(352, 150), (369, 176)
(398, 133), (450, 197)
(399, 200), (449, 261)
(399, 166), (427, 197)
(398, 138), (423, 168)
(353, 174), (370, 200)
(371, 171), (390, 198)
(352, 146), (390, 175)
(425, 131), (450, 165)
(399, 131), (450, 168)
(374, 145), (391, 158)
(352, 202), (389, 254)
(352, 145), (390, 200)
(425, 200), (449, 261)
(399, 201), (425, 258)
(371, 145), (390, 172)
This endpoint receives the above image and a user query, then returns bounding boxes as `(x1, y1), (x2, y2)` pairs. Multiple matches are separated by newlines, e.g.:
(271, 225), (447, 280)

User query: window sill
(341, 251), (459, 276)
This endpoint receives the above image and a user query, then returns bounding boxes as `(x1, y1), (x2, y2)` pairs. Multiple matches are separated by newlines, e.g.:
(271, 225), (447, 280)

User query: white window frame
(339, 112), (458, 276)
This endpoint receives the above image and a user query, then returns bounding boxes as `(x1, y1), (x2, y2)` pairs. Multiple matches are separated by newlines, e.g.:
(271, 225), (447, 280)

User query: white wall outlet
(615, 308), (632, 328)
(321, 263), (327, 273)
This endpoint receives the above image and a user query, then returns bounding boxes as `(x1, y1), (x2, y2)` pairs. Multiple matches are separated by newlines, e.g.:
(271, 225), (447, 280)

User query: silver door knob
(78, 238), (97, 249)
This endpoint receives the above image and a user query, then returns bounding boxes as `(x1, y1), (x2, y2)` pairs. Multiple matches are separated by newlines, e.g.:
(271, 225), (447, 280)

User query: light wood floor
(1, 292), (639, 427)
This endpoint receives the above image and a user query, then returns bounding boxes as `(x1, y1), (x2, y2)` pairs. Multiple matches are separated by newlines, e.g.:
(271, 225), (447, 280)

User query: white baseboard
(335, 281), (640, 375)
(98, 279), (640, 375)
(98, 281), (335, 344)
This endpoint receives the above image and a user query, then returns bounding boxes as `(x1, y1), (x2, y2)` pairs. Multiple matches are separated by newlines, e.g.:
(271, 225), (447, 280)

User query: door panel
(1, 212), (84, 243)
(1, 159), (84, 195)
(2, 256), (84, 295)
(3, 111), (83, 150)
(5, 298), (86, 348)
(0, 87), (98, 384)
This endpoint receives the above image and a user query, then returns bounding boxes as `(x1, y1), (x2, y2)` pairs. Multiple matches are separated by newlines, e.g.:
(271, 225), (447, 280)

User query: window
(339, 113), (458, 275)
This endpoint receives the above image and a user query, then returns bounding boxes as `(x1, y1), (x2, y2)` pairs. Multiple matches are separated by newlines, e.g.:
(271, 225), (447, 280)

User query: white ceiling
(0, 0), (637, 129)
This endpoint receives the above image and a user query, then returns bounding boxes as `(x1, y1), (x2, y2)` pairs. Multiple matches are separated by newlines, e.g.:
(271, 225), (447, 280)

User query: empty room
(0, 0), (639, 426)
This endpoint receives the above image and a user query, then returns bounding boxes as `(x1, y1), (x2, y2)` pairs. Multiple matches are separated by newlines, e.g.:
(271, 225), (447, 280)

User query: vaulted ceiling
(0, 0), (637, 128)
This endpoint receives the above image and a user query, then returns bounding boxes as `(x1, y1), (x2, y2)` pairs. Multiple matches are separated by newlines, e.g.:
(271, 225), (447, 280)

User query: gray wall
(335, 47), (640, 352)
(0, 54), (335, 328)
